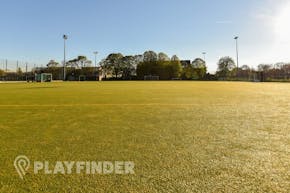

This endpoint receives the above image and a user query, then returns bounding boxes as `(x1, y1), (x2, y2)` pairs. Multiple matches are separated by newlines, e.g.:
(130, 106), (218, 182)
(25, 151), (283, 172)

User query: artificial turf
(0, 81), (289, 192)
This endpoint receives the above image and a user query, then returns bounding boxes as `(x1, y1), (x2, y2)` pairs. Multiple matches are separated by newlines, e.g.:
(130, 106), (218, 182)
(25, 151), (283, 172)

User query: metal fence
(0, 59), (103, 81)
(0, 59), (46, 81)
(0, 59), (45, 73)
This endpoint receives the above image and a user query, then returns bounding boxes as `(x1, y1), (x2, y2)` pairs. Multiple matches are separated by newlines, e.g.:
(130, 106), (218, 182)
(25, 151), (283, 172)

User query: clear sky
(0, 0), (290, 72)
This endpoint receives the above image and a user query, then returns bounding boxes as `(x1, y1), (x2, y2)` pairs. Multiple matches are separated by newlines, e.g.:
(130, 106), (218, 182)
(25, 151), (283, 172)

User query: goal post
(35, 73), (52, 82)
(144, 75), (159, 81)
(79, 75), (86, 81)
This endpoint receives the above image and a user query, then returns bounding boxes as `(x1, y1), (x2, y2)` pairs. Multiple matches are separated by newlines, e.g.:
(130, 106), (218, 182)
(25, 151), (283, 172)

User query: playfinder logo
(14, 155), (135, 179)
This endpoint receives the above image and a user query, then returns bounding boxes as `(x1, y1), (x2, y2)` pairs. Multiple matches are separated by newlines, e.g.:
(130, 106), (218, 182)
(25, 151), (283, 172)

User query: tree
(133, 55), (143, 64)
(132, 55), (143, 75)
(258, 64), (272, 72)
(143, 51), (158, 62)
(181, 65), (194, 80)
(67, 56), (92, 68)
(81, 67), (95, 77)
(168, 60), (182, 79)
(171, 55), (180, 61)
(192, 58), (207, 79)
(192, 58), (206, 68)
(120, 55), (136, 79)
(182, 58), (207, 80)
(137, 53), (182, 80)
(217, 56), (236, 78)
(44, 60), (62, 80)
(0, 69), (4, 76)
(102, 53), (124, 78)
(239, 65), (251, 80)
(257, 64), (273, 81)
(280, 63), (290, 79)
(158, 52), (170, 61)
(241, 65), (250, 71)
(47, 60), (59, 67)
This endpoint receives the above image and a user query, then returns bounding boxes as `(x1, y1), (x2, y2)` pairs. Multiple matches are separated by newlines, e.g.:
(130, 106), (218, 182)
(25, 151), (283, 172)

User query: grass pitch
(0, 81), (289, 192)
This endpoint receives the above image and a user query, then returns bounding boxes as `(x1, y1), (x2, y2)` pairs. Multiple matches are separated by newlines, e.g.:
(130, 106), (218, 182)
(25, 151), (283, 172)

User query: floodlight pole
(63, 35), (68, 81)
(93, 51), (98, 73)
(5, 59), (8, 72)
(234, 36), (239, 78)
(202, 52), (206, 62)
(25, 62), (28, 81)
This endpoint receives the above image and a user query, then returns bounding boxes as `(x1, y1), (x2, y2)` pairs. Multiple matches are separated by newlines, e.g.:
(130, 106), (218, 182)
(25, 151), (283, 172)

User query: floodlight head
(93, 51), (98, 55)
(63, 35), (68, 40)
(202, 52), (206, 55)
(234, 36), (239, 40)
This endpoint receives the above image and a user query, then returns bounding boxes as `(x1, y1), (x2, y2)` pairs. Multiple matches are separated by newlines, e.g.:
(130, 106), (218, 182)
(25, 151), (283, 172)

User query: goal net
(35, 73), (52, 82)
(79, 75), (86, 81)
(144, 75), (159, 81)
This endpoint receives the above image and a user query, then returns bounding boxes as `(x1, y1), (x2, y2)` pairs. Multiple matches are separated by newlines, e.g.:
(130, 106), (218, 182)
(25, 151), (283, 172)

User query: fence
(0, 59), (45, 81)
(0, 59), (102, 81)
(0, 59), (45, 73)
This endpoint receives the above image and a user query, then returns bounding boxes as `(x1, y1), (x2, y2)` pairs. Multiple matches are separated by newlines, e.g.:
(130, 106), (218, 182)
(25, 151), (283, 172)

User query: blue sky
(1, 0), (290, 72)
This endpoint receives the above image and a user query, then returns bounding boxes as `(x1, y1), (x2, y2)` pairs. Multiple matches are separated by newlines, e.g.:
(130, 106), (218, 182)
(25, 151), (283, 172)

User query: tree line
(1, 52), (290, 82)
(216, 56), (290, 81)
(99, 51), (207, 80)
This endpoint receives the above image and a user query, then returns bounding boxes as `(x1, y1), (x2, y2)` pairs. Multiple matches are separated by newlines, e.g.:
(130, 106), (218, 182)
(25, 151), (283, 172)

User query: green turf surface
(0, 81), (289, 192)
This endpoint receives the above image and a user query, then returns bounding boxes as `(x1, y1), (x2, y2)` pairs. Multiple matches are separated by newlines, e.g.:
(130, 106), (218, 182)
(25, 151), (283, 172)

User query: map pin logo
(14, 155), (30, 179)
